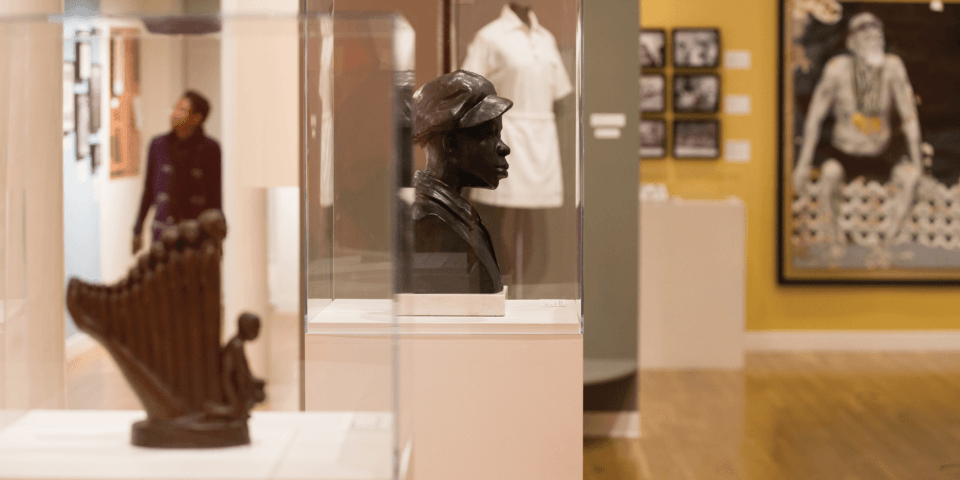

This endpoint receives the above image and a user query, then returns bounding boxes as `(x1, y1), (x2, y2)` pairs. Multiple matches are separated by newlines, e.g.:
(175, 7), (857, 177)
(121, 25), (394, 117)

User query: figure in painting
(792, 12), (923, 265)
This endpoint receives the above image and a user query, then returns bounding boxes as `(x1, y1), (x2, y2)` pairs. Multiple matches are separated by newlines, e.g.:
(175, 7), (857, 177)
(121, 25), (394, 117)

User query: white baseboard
(583, 411), (640, 438)
(745, 331), (960, 352)
(65, 332), (98, 361)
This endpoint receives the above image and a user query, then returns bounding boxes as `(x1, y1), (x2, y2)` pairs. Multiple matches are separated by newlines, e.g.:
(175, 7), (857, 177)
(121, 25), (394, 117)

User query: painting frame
(673, 119), (720, 159)
(640, 119), (667, 159)
(778, 0), (960, 284)
(673, 73), (721, 114)
(640, 28), (667, 69)
(672, 27), (721, 69)
(63, 62), (75, 133)
(640, 72), (666, 114)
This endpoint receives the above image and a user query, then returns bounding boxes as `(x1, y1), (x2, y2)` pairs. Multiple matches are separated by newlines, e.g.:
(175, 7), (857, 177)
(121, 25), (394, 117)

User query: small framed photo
(639, 119), (666, 159)
(673, 120), (720, 159)
(75, 29), (91, 81)
(90, 64), (102, 132)
(640, 73), (666, 113)
(63, 62), (75, 133)
(640, 29), (666, 69)
(75, 93), (91, 160)
(673, 28), (720, 68)
(673, 73), (720, 113)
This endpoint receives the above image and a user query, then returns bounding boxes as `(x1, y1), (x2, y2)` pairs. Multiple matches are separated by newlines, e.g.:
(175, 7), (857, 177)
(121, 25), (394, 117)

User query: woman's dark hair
(183, 90), (211, 122)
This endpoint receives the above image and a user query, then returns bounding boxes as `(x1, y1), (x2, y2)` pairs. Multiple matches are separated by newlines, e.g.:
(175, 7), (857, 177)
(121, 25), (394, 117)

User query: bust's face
(450, 116), (511, 189)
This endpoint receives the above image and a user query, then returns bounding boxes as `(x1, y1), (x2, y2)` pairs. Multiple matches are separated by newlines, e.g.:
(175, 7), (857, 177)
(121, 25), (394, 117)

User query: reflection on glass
(133, 91), (221, 252)
(457, 2), (577, 300)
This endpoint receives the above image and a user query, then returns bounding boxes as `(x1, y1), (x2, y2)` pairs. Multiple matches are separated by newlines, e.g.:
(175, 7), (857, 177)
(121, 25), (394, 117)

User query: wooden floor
(66, 350), (960, 479)
(586, 352), (960, 480)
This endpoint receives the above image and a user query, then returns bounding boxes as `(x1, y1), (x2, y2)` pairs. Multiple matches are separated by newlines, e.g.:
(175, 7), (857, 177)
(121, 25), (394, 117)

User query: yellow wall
(641, 0), (960, 331)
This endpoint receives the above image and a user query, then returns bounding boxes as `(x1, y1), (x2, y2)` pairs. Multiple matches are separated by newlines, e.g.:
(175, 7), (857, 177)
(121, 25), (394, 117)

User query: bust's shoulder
(411, 198), (457, 228)
(410, 198), (473, 253)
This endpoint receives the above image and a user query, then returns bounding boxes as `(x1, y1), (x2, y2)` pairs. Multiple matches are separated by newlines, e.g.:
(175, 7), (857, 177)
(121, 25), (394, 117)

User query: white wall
(268, 187), (299, 314)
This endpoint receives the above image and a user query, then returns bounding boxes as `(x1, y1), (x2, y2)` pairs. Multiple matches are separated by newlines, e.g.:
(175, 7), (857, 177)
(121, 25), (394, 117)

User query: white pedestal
(0, 410), (396, 480)
(305, 299), (583, 480)
(640, 198), (746, 369)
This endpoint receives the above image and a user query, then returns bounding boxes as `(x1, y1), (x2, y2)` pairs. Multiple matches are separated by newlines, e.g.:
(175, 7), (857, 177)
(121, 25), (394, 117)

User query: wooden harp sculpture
(66, 210), (266, 448)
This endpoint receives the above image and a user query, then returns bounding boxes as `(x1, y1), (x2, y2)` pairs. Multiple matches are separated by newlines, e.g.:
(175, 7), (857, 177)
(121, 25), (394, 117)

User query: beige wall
(219, 0), (298, 399)
(0, 0), (65, 413)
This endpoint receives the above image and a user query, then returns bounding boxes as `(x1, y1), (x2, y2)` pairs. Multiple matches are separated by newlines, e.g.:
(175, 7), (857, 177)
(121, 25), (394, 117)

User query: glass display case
(0, 11), (405, 480)
(304, 1), (583, 479)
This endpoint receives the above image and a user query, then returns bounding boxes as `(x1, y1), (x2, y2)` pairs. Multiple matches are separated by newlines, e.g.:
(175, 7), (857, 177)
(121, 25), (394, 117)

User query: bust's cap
(412, 70), (513, 145)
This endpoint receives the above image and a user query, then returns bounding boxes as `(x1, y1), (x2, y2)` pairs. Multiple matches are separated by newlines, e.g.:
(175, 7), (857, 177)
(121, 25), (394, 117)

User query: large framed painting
(780, 0), (960, 283)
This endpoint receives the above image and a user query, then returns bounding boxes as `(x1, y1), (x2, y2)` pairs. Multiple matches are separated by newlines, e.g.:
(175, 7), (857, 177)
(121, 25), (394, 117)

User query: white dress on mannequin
(461, 5), (572, 208)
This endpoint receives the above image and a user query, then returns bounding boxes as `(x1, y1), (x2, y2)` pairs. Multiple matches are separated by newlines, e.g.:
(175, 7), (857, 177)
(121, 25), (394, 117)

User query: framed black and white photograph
(673, 28), (720, 68)
(640, 119), (666, 159)
(75, 94), (90, 161)
(640, 73), (666, 113)
(75, 29), (91, 81)
(89, 64), (101, 132)
(63, 62), (75, 133)
(673, 73), (720, 113)
(779, 0), (960, 283)
(673, 120), (719, 159)
(640, 28), (666, 69)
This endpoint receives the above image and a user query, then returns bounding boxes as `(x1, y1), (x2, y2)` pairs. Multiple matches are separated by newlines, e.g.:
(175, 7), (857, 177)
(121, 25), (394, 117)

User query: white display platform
(395, 288), (506, 317)
(307, 298), (580, 335)
(639, 198), (746, 369)
(0, 410), (396, 480)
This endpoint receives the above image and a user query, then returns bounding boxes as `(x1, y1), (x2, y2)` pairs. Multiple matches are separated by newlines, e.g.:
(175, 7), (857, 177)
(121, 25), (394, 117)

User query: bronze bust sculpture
(66, 210), (265, 448)
(402, 70), (513, 294)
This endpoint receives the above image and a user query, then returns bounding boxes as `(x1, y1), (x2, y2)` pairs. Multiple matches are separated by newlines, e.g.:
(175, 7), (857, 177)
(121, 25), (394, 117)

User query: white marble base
(395, 287), (506, 317)
(0, 410), (395, 480)
(308, 298), (580, 335)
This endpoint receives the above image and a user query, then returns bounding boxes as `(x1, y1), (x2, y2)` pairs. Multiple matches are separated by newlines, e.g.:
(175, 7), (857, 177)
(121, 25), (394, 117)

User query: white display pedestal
(305, 299), (583, 480)
(0, 410), (397, 480)
(639, 198), (746, 369)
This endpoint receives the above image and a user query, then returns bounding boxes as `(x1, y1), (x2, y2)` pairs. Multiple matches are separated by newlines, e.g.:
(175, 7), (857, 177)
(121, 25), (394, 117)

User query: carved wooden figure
(66, 209), (266, 448)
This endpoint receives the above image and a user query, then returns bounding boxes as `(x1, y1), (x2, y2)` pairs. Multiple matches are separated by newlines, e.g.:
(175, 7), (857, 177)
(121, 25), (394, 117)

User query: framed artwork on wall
(640, 119), (666, 159)
(89, 64), (101, 133)
(75, 93), (91, 161)
(640, 28), (666, 69)
(673, 28), (720, 68)
(640, 73), (666, 113)
(63, 62), (75, 133)
(673, 119), (719, 159)
(109, 29), (142, 179)
(673, 73), (720, 113)
(779, 0), (960, 283)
